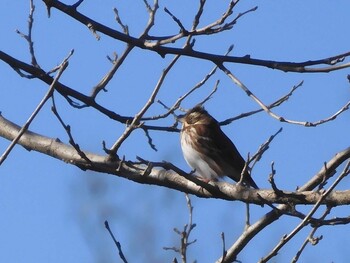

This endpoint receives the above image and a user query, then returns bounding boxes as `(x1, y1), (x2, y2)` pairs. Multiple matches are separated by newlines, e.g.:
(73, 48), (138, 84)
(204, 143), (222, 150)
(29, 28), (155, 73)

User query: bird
(180, 105), (258, 189)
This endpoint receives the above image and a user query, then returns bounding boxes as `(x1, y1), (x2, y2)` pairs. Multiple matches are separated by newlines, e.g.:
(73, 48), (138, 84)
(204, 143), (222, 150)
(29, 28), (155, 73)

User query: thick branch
(217, 146), (350, 262)
(1, 114), (350, 206)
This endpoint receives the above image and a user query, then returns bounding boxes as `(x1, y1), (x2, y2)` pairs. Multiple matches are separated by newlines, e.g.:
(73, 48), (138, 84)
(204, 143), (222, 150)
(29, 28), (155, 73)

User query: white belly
(181, 131), (218, 180)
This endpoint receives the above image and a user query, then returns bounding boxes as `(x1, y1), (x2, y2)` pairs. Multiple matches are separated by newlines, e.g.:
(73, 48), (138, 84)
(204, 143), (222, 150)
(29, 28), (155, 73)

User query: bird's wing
(195, 122), (258, 189)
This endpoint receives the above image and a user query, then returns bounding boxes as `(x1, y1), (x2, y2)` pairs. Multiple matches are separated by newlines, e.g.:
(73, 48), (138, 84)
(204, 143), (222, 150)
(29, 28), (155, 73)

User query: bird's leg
(189, 168), (196, 175)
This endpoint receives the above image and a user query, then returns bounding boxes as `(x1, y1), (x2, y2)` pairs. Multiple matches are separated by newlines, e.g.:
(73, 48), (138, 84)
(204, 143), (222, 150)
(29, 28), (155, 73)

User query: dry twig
(218, 64), (350, 127)
(0, 50), (73, 165)
(260, 161), (350, 262)
(163, 194), (197, 263)
(104, 220), (128, 263)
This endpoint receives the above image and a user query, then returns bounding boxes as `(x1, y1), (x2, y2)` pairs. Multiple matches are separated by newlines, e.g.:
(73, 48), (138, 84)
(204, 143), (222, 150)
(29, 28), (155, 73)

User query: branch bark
(216, 146), (350, 262)
(1, 114), (349, 206)
(41, 0), (350, 73)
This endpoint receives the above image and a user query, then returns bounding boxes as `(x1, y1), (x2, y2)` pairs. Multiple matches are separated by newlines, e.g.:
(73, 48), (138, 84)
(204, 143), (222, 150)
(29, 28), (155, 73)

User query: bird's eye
(186, 114), (194, 124)
(187, 115), (194, 123)
(189, 113), (200, 124)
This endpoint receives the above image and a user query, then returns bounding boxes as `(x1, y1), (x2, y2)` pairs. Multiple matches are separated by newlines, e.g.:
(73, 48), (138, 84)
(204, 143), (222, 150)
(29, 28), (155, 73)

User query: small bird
(180, 105), (258, 189)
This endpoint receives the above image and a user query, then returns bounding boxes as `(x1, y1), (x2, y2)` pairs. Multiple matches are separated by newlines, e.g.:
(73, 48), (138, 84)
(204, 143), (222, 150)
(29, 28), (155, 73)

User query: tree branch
(0, 50), (72, 165)
(261, 161), (350, 262)
(218, 63), (350, 127)
(0, 113), (349, 207)
(41, 0), (350, 73)
(216, 147), (350, 262)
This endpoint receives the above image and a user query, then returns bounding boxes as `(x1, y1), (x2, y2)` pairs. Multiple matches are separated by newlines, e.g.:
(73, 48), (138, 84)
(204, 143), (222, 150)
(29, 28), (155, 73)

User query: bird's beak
(177, 114), (186, 123)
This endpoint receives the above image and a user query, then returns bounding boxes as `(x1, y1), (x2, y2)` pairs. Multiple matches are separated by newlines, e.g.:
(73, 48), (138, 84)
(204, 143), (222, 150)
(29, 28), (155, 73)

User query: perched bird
(180, 105), (258, 189)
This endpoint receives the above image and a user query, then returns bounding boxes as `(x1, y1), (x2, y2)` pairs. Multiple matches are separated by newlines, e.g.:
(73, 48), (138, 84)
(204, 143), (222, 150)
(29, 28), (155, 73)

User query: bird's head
(180, 105), (213, 127)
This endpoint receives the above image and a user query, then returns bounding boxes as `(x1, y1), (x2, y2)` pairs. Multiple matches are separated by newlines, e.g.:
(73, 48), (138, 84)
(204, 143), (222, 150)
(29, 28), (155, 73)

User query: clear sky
(1, 0), (350, 262)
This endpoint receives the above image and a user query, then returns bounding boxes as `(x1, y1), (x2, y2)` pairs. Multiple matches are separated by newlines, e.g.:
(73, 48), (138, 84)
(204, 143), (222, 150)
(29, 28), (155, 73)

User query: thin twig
(245, 203), (251, 230)
(104, 221), (128, 263)
(87, 22), (101, 40)
(141, 127), (158, 152)
(219, 64), (350, 127)
(268, 162), (283, 195)
(198, 79), (220, 105)
(291, 206), (331, 263)
(199, 5), (257, 35)
(260, 161), (350, 262)
(142, 46), (233, 122)
(90, 45), (134, 98)
(250, 128), (283, 169)
(146, 0), (253, 46)
(71, 0), (85, 9)
(218, 63), (303, 125)
(16, 0), (40, 68)
(38, 1), (350, 72)
(109, 18), (204, 153)
(164, 7), (186, 32)
(0, 50), (73, 166)
(140, 0), (159, 38)
(220, 81), (304, 126)
(191, 0), (206, 30)
(51, 95), (92, 164)
(108, 53), (181, 155)
(216, 147), (350, 263)
(220, 232), (227, 263)
(163, 194), (197, 263)
(113, 7), (129, 34)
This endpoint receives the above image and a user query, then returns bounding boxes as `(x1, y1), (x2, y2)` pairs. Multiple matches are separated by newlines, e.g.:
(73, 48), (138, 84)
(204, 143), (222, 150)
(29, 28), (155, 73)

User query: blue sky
(1, 1), (350, 262)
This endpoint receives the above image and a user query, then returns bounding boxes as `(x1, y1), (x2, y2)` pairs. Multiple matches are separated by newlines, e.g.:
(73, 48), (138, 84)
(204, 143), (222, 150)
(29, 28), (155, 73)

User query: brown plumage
(180, 105), (258, 189)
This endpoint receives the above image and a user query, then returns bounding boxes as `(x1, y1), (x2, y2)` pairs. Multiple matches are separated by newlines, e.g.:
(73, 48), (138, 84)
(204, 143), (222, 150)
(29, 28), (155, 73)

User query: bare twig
(310, 215), (350, 227)
(163, 194), (197, 263)
(71, 32), (132, 99)
(220, 232), (227, 263)
(87, 22), (101, 40)
(307, 99), (350, 126)
(220, 81), (304, 126)
(245, 203), (251, 230)
(215, 147), (350, 263)
(250, 128), (283, 169)
(90, 45), (134, 98)
(51, 95), (92, 164)
(148, 61), (220, 121)
(191, 0), (206, 30)
(16, 0), (40, 68)
(219, 64), (350, 127)
(146, 0), (239, 45)
(141, 127), (158, 152)
(260, 160), (350, 262)
(199, 5), (257, 35)
(41, 0), (350, 72)
(142, 46), (233, 122)
(113, 7), (129, 34)
(0, 50), (73, 166)
(71, 0), (85, 9)
(104, 220), (128, 263)
(149, 1), (255, 46)
(140, 0), (159, 38)
(164, 7), (186, 33)
(108, 17), (208, 154)
(291, 206), (331, 263)
(239, 152), (251, 186)
(108, 53), (180, 155)
(198, 79), (220, 105)
(268, 162), (283, 195)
